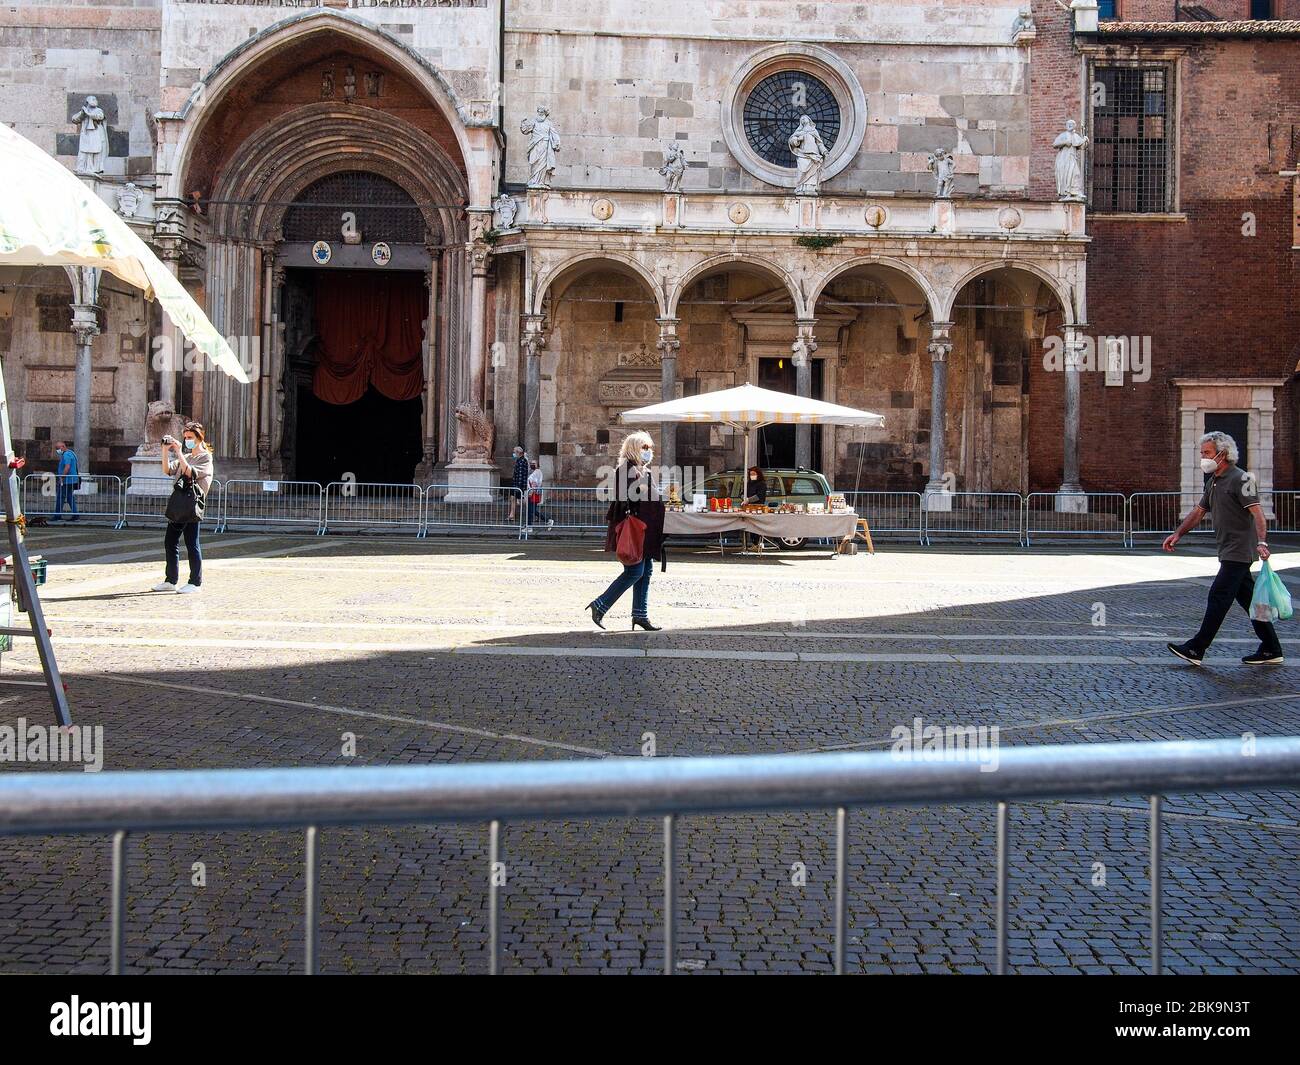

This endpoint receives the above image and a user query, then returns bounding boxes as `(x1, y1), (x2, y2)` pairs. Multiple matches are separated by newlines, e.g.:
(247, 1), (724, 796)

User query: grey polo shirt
(1198, 465), (1262, 564)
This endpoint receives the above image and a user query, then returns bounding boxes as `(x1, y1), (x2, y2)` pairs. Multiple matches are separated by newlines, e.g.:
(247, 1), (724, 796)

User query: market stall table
(665, 508), (860, 556)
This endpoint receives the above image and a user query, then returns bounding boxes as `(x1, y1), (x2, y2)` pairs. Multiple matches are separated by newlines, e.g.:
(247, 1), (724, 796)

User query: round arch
(532, 252), (665, 317)
(167, 9), (474, 204)
(809, 255), (942, 320)
(668, 253), (801, 318)
(208, 104), (467, 245)
(940, 260), (1076, 325)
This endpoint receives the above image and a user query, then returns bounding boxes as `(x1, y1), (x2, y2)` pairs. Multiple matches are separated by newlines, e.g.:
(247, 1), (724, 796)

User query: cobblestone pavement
(1, 526), (1298, 973)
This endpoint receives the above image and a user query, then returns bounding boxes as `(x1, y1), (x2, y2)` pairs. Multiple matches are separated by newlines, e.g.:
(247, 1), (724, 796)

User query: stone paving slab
(0, 529), (1297, 973)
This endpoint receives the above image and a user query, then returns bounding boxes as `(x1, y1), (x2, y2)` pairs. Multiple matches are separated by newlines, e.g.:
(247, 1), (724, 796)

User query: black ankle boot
(587, 601), (606, 629)
(631, 617), (662, 631)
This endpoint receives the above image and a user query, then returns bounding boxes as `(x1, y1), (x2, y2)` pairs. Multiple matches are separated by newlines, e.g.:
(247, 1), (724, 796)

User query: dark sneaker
(1167, 641), (1204, 666)
(1242, 650), (1284, 665)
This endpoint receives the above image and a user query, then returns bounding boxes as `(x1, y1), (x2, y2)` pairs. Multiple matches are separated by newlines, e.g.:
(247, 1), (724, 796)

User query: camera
(161, 434), (178, 447)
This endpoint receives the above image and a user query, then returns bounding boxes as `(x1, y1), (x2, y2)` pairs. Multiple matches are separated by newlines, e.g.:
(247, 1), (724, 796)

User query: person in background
(153, 421), (214, 594)
(588, 430), (666, 631)
(508, 445), (529, 522)
(526, 460), (554, 533)
(51, 441), (79, 522)
(1164, 430), (1283, 665)
(744, 466), (767, 506)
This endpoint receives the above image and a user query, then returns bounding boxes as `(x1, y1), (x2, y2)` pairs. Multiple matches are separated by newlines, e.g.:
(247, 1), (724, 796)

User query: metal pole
(996, 802), (1009, 975)
(1150, 795), (1162, 975)
(110, 829), (128, 975)
(304, 824), (319, 974)
(663, 814), (676, 974)
(489, 819), (501, 974)
(834, 806), (848, 974)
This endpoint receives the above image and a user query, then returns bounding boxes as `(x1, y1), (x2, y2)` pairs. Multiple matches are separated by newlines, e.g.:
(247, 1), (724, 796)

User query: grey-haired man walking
(1163, 431), (1283, 665)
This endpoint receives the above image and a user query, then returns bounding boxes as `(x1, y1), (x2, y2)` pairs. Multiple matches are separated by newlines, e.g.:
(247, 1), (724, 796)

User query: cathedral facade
(1, 1), (1295, 500)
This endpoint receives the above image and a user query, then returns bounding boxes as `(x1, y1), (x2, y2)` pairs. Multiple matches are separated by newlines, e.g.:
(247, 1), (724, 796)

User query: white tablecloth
(664, 509), (858, 540)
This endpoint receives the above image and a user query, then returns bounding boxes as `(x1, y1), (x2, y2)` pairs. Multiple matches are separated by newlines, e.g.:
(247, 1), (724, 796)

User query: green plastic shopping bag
(1251, 560), (1293, 623)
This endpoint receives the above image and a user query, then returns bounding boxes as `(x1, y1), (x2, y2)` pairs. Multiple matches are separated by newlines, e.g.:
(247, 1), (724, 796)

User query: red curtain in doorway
(312, 271), (425, 405)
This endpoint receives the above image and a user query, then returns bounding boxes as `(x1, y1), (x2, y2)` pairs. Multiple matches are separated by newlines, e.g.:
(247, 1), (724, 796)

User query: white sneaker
(176, 583), (201, 594)
(547, 519), (555, 530)
(152, 581), (176, 592)
(524, 526), (533, 535)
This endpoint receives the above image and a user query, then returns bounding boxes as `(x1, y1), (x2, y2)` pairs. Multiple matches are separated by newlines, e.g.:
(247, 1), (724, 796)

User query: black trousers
(1190, 560), (1281, 655)
(164, 521), (202, 587)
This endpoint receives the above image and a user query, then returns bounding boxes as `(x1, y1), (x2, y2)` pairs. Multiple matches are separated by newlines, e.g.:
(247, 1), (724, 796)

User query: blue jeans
(54, 482), (78, 518)
(595, 557), (653, 619)
(527, 500), (550, 525)
(164, 521), (202, 587)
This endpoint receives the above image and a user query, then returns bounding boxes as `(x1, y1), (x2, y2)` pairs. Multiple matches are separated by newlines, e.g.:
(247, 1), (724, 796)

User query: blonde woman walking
(587, 430), (666, 630)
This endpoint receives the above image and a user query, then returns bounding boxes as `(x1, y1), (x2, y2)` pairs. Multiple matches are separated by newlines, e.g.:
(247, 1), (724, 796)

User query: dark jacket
(511, 455), (529, 492)
(744, 475), (767, 504)
(604, 461), (666, 565)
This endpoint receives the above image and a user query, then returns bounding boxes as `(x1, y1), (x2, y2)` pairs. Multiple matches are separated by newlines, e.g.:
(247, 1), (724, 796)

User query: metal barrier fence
(120, 476), (225, 529)
(28, 479), (1300, 547)
(1025, 492), (1127, 546)
(1, 736), (1295, 975)
(527, 485), (608, 539)
(324, 482), (422, 536)
(1125, 491), (1217, 548)
(422, 484), (524, 538)
(922, 492), (1026, 546)
(843, 491), (924, 544)
(217, 480), (325, 535)
(21, 473), (124, 527)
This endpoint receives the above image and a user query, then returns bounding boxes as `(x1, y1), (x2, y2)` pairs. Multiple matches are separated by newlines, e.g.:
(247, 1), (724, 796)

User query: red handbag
(615, 514), (646, 565)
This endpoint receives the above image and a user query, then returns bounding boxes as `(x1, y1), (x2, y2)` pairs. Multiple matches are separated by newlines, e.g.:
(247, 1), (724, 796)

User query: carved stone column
(468, 234), (491, 412)
(70, 308), (99, 474)
(656, 317), (680, 476)
(1057, 323), (1088, 512)
(267, 259), (286, 476)
(924, 321), (954, 510)
(419, 249), (440, 482)
(444, 212), (496, 502)
(155, 242), (181, 409)
(521, 312), (547, 463)
(66, 265), (101, 472)
(792, 318), (818, 470)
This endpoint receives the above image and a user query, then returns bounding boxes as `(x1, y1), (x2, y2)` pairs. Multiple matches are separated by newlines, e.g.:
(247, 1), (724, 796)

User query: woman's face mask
(183, 437), (196, 452)
(639, 448), (653, 464)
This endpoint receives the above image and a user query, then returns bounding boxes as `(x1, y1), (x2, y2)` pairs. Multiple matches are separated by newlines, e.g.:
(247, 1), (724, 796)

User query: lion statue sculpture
(452, 402), (495, 462)
(136, 400), (184, 456)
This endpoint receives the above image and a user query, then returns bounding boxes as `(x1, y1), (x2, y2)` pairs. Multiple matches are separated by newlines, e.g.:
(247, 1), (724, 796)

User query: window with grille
(741, 71), (842, 169)
(1090, 64), (1174, 214)
(282, 171), (426, 244)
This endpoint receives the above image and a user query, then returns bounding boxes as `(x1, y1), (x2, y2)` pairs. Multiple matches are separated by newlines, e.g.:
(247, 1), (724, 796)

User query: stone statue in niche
(453, 402), (495, 462)
(493, 193), (518, 229)
(520, 106), (560, 189)
(787, 116), (827, 196)
(364, 71), (384, 98)
(928, 147), (956, 199)
(1054, 119), (1089, 202)
(117, 182), (141, 218)
(343, 65), (356, 103)
(658, 142), (686, 193)
(71, 95), (107, 175)
(321, 68), (335, 100)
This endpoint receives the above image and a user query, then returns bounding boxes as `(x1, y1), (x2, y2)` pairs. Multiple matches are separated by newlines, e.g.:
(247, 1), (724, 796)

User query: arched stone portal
(155, 12), (488, 481)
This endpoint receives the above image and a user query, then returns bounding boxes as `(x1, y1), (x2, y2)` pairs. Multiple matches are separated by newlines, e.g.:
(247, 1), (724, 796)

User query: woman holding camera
(152, 422), (214, 594)
(587, 430), (666, 631)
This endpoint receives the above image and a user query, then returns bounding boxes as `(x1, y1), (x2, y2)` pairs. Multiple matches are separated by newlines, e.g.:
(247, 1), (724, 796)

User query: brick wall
(1028, 25), (1300, 492)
